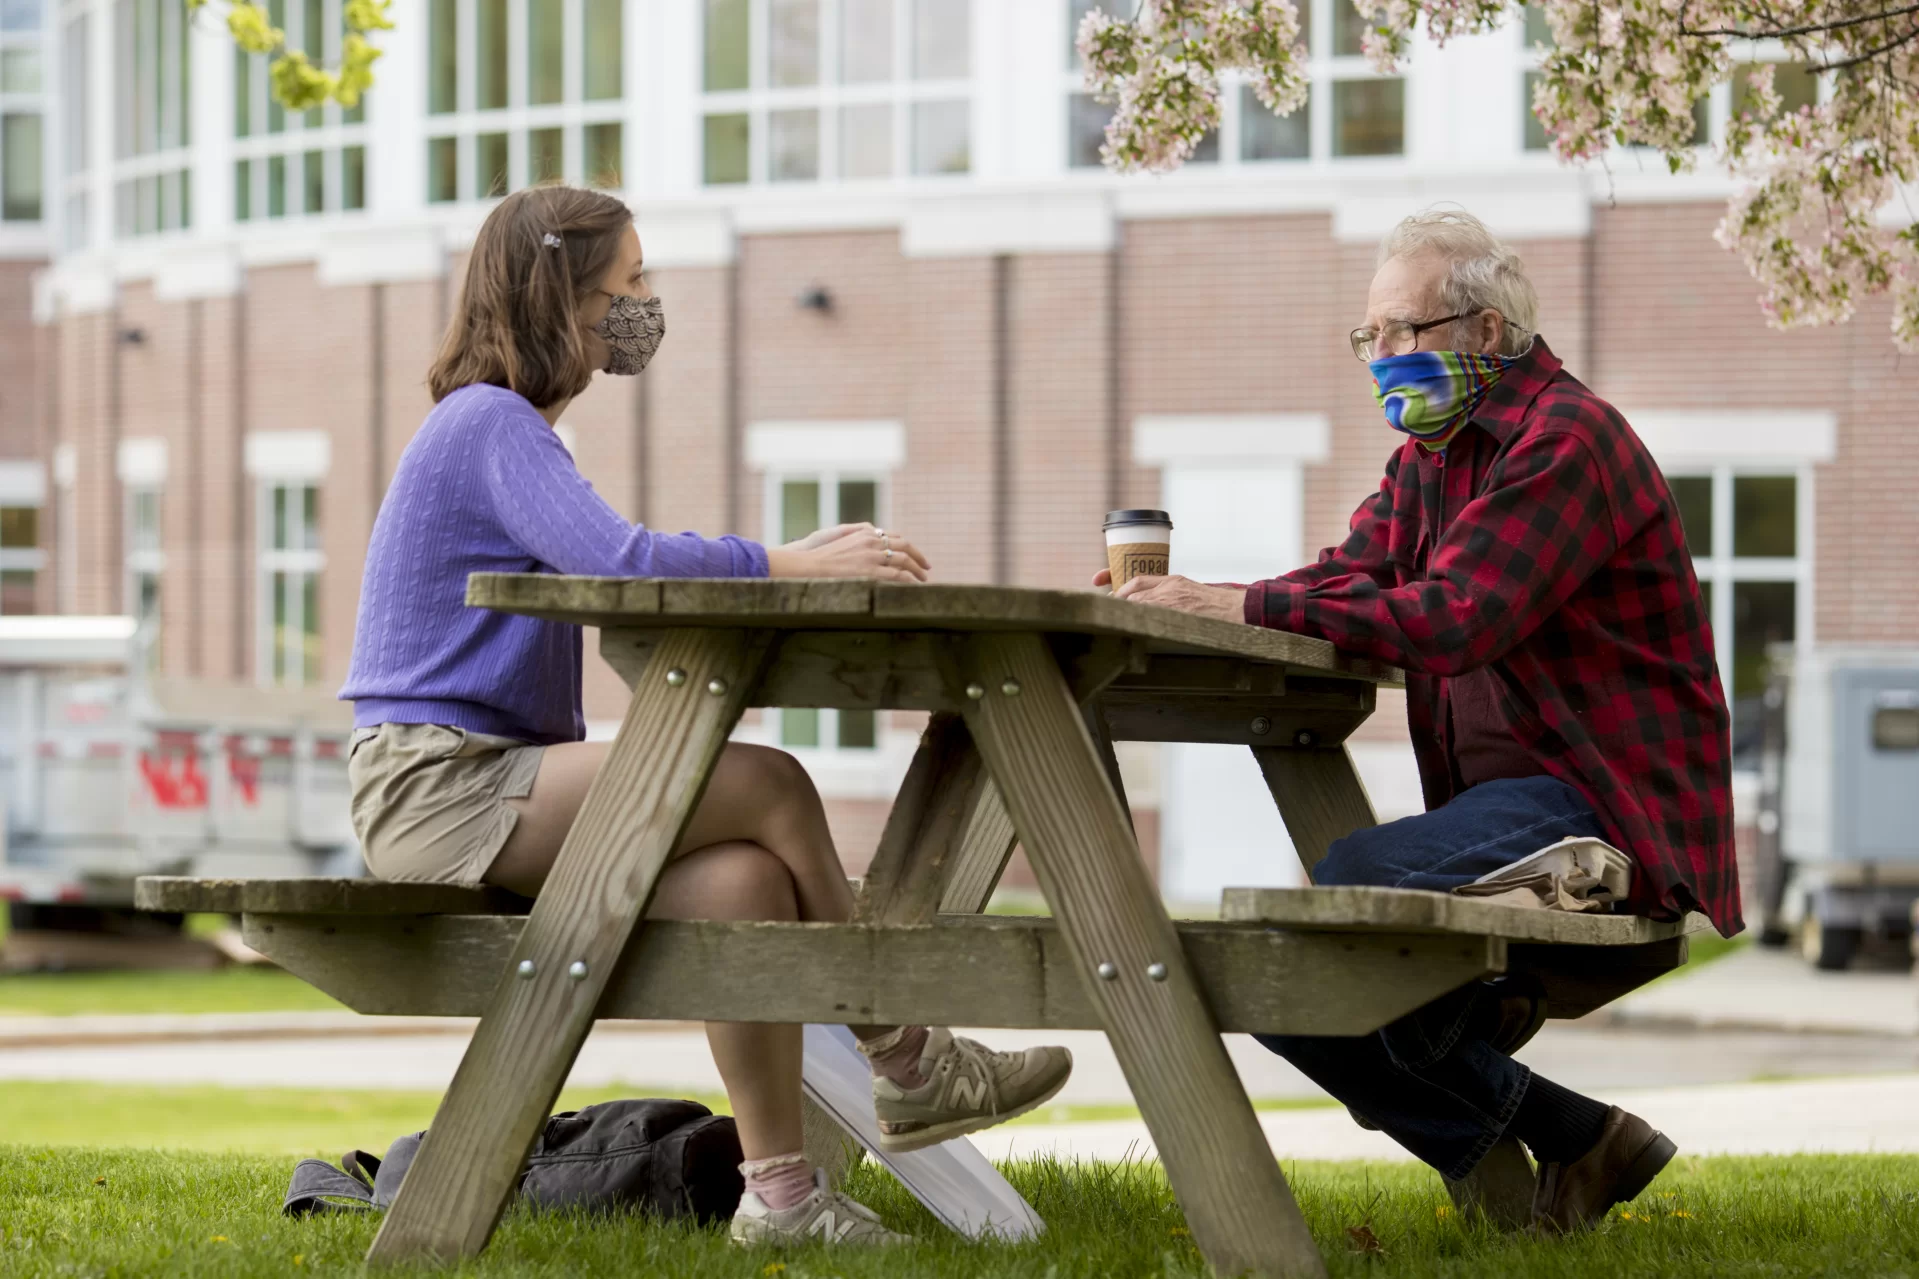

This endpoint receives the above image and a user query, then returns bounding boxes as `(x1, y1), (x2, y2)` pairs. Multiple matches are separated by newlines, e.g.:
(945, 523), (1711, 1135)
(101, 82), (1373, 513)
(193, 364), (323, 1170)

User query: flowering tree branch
(1078, 0), (1919, 350)
(187, 0), (394, 112)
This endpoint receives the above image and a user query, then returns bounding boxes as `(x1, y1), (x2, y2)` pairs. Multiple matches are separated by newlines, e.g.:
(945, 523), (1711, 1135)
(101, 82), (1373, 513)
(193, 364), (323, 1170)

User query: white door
(1157, 464), (1308, 907)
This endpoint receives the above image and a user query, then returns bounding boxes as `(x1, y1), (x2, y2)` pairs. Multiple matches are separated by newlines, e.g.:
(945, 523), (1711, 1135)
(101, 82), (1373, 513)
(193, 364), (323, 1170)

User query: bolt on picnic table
(133, 577), (1703, 1278)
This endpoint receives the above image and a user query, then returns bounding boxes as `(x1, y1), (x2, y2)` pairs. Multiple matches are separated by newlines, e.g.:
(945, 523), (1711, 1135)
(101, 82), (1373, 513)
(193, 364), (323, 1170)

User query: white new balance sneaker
(728, 1170), (911, 1246)
(869, 1027), (1073, 1154)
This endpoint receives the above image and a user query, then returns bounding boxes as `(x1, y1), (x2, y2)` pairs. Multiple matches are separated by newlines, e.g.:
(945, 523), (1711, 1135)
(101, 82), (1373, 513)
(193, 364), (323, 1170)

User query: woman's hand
(766, 523), (931, 582)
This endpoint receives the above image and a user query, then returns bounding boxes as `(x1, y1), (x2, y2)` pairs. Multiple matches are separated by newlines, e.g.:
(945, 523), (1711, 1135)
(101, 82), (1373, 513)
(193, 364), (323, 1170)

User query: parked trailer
(0, 616), (361, 933)
(1754, 645), (1919, 970)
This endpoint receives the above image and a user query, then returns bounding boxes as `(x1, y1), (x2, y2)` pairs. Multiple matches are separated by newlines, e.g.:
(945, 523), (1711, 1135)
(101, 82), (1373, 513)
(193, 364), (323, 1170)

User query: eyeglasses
(1349, 312), (1473, 362)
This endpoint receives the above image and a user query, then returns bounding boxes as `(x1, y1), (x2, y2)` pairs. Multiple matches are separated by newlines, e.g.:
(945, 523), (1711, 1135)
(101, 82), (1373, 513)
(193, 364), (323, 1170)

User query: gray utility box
(1762, 646), (1919, 970)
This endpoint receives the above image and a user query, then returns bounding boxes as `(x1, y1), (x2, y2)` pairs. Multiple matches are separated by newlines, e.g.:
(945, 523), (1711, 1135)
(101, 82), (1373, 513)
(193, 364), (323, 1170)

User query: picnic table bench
(135, 578), (1701, 1278)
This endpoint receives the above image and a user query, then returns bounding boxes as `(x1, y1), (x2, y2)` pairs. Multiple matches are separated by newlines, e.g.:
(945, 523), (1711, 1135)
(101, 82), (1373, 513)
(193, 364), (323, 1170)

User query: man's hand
(1092, 569), (1247, 623)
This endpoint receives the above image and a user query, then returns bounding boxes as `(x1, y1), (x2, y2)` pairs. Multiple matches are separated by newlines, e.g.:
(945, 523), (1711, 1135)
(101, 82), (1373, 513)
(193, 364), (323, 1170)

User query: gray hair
(1377, 207), (1538, 357)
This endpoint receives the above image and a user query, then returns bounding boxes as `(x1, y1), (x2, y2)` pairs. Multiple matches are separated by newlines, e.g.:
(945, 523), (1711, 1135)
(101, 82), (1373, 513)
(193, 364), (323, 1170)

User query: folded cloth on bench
(1451, 836), (1633, 913)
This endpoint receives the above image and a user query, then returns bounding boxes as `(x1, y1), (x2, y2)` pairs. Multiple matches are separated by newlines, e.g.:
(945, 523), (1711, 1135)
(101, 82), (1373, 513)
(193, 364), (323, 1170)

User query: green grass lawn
(0, 966), (346, 1017)
(2, 1143), (1912, 1278)
(0, 1081), (1336, 1155)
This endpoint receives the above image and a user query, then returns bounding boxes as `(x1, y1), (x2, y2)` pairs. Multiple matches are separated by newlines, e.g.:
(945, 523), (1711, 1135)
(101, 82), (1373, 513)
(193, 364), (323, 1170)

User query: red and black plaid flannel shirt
(1245, 337), (1741, 936)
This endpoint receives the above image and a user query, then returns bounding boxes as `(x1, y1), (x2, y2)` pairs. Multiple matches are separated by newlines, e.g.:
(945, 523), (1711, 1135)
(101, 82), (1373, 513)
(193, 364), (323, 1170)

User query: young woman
(340, 185), (1072, 1246)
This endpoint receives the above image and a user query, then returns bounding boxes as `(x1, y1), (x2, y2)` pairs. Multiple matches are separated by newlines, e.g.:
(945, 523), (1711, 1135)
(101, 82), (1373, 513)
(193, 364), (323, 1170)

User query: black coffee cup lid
(1103, 509), (1173, 530)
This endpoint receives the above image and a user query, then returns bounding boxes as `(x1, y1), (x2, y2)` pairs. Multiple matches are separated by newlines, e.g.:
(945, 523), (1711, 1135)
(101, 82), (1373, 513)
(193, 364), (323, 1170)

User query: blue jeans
(1255, 775), (1608, 1180)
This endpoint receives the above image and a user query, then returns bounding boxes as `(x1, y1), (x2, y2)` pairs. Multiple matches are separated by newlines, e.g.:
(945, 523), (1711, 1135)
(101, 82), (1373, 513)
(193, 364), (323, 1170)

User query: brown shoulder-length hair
(428, 185), (633, 409)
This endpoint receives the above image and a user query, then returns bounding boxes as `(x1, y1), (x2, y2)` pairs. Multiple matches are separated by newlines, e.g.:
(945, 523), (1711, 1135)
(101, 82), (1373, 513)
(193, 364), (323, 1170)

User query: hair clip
(541, 233), (563, 249)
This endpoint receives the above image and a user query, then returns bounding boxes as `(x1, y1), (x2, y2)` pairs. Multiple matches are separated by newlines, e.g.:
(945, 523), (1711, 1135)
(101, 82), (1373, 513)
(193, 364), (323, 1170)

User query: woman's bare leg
(485, 740), (869, 1159)
(644, 840), (805, 1161)
(489, 740), (857, 926)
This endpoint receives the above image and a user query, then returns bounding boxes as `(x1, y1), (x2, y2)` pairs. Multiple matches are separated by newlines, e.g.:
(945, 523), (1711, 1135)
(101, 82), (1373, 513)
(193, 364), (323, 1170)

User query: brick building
(20, 0), (1919, 902)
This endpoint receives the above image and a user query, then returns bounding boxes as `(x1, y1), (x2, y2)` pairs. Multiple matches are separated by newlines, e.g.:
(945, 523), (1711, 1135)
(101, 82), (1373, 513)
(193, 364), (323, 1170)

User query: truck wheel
(1801, 918), (1861, 971)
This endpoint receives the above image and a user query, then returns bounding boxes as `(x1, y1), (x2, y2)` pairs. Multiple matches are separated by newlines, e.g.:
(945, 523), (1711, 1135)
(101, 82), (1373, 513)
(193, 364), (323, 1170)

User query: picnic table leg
(955, 632), (1328, 1279)
(365, 627), (773, 1264)
(1251, 744), (1378, 882)
(854, 711), (996, 926)
(1253, 744), (1537, 1228)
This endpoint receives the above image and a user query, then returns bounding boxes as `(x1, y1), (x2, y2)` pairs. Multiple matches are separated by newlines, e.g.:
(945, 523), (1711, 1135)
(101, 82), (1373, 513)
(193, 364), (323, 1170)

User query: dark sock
(1509, 1073), (1610, 1165)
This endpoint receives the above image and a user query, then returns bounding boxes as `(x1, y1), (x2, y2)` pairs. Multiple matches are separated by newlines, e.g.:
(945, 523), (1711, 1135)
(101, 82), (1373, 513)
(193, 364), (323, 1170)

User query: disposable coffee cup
(1103, 509), (1173, 587)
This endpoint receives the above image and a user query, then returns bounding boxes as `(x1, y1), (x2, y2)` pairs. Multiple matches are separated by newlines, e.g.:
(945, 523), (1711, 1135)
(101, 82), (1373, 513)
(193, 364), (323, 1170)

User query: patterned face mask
(593, 293), (665, 376)
(1368, 348), (1519, 452)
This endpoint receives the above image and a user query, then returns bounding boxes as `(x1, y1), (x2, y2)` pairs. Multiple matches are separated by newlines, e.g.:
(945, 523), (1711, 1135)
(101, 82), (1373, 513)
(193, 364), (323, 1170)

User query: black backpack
(284, 1098), (745, 1225)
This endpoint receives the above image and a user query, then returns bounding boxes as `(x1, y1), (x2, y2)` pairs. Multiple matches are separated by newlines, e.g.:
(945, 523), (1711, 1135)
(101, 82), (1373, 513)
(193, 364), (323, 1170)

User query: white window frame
(1632, 409), (1829, 775)
(232, 0), (374, 223)
(698, 0), (976, 186)
(424, 0), (627, 203)
(760, 464), (888, 753)
(1062, 0), (1406, 172)
(255, 478), (324, 686)
(108, 0), (193, 238)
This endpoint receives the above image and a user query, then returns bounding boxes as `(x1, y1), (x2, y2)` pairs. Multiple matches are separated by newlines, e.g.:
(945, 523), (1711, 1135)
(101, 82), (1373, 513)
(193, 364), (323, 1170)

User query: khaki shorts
(348, 724), (547, 884)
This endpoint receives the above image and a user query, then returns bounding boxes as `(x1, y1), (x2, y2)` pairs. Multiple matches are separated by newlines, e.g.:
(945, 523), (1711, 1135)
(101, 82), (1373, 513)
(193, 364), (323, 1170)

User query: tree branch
(1678, 1), (1919, 40)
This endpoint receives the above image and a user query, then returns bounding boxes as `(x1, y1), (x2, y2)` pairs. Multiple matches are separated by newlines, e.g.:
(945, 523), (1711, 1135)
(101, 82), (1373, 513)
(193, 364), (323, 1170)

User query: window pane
(704, 0), (749, 91)
(302, 0), (324, 127)
(1731, 579), (1794, 763)
(302, 149), (324, 214)
(0, 0), (40, 31)
(1, 48), (40, 92)
(770, 0), (819, 87)
(64, 15), (87, 173)
(780, 480), (821, 544)
(1733, 475), (1795, 558)
(840, 102), (892, 178)
(159, 168), (180, 230)
(838, 479), (877, 527)
(2, 113), (42, 221)
(842, 0), (892, 82)
(912, 98), (969, 174)
(1523, 71), (1550, 151)
(1067, 0), (1100, 69)
(584, 121), (622, 189)
(913, 0), (968, 78)
(528, 0), (563, 105)
(0, 506), (38, 548)
(703, 112), (749, 184)
(1523, 3), (1552, 46)
(529, 126), (562, 183)
(1733, 61), (1818, 119)
(1669, 475), (1713, 557)
(477, 0), (508, 109)
(780, 707), (820, 748)
(302, 571), (320, 681)
(1241, 83), (1309, 160)
(427, 136), (458, 202)
(429, 0), (458, 113)
(0, 569), (35, 615)
(1068, 92), (1109, 168)
(342, 144), (365, 210)
(769, 108), (818, 182)
(477, 131), (508, 196)
(271, 569), (290, 679)
(233, 45), (251, 136)
(232, 158), (251, 220)
(583, 0), (622, 99)
(302, 485), (319, 551)
(132, 490), (160, 548)
(1335, 0), (1368, 55)
(1332, 79), (1403, 156)
(266, 153), (286, 217)
(838, 708), (877, 749)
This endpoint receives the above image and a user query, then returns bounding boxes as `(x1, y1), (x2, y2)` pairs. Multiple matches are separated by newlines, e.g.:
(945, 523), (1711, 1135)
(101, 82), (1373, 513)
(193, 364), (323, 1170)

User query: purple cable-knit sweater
(340, 383), (768, 744)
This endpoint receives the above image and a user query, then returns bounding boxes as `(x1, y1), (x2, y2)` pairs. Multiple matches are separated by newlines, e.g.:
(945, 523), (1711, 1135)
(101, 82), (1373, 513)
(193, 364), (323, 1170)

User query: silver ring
(883, 546), (894, 563)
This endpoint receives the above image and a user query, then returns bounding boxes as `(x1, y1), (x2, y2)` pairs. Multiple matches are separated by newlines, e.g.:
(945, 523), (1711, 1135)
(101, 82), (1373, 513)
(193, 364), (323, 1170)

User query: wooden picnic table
(136, 576), (1700, 1277)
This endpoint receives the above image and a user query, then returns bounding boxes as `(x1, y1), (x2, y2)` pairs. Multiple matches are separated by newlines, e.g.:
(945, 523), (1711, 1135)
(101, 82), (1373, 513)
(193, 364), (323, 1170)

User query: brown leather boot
(1532, 1106), (1677, 1232)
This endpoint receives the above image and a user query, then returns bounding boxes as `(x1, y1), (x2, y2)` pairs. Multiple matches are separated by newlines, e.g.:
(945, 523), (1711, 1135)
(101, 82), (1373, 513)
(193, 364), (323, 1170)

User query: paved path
(1605, 944), (1919, 1035)
(972, 1073), (1919, 1164)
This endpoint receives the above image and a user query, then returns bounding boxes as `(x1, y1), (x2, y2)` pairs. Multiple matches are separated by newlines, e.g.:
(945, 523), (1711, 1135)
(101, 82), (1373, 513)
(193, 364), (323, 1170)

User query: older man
(1105, 208), (1737, 1230)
